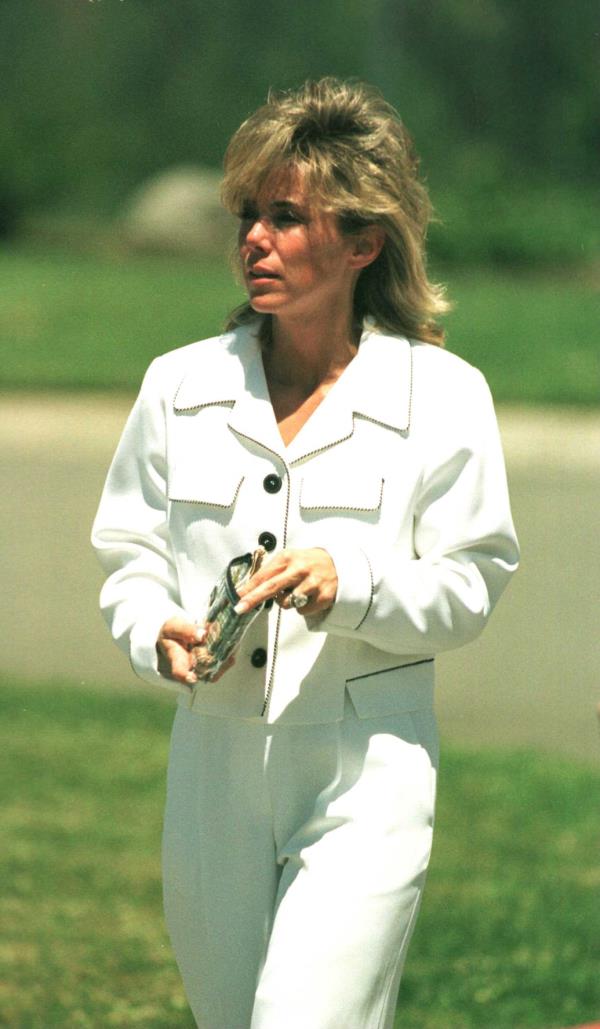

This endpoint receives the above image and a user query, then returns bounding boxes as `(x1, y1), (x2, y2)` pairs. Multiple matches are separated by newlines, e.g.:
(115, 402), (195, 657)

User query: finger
(235, 553), (290, 600)
(160, 617), (206, 647)
(191, 642), (218, 675)
(285, 576), (337, 616)
(158, 641), (198, 687)
(280, 586), (313, 612)
(194, 650), (235, 684)
(234, 569), (304, 614)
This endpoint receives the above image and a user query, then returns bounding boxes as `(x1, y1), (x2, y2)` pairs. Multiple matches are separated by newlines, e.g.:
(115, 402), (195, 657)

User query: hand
(234, 548), (338, 618)
(156, 617), (235, 688)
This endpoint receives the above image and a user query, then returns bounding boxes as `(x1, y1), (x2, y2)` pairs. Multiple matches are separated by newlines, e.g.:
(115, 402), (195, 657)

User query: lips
(248, 266), (280, 280)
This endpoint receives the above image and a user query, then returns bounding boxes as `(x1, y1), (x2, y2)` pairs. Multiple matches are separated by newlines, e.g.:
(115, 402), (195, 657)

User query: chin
(248, 296), (281, 314)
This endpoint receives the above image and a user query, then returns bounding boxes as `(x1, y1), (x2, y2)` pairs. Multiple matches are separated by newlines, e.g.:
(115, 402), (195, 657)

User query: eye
(272, 208), (305, 228)
(238, 203), (258, 223)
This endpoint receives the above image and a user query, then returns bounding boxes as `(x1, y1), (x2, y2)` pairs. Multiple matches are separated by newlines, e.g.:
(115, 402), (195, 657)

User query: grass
(1, 245), (598, 404)
(1, 677), (598, 1028)
(0, 247), (242, 394)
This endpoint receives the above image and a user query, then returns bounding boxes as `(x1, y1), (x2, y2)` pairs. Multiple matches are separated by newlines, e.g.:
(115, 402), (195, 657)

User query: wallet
(193, 547), (266, 681)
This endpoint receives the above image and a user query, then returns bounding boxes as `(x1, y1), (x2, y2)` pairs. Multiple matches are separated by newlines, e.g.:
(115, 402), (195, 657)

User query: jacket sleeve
(91, 359), (189, 689)
(316, 368), (520, 656)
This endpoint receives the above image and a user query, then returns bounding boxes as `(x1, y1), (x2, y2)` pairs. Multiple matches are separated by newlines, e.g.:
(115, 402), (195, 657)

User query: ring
(290, 591), (309, 610)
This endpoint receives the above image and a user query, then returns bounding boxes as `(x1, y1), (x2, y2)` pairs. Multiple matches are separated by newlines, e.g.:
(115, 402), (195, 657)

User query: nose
(242, 216), (271, 250)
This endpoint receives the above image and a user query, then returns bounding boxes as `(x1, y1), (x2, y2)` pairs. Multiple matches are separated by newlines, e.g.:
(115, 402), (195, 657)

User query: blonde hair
(221, 77), (449, 346)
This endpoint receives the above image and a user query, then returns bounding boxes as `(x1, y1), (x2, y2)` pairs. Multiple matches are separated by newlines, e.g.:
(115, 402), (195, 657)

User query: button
(264, 598), (274, 610)
(258, 531), (277, 552)
(251, 647), (267, 668)
(263, 473), (282, 494)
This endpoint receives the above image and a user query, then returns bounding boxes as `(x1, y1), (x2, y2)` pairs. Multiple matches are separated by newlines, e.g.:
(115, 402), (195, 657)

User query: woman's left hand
(234, 547), (337, 618)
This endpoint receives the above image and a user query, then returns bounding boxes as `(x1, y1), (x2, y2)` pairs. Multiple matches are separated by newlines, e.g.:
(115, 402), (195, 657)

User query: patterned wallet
(192, 547), (266, 681)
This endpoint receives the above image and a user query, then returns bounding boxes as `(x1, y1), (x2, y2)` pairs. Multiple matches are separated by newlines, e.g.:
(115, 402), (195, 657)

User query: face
(237, 171), (365, 323)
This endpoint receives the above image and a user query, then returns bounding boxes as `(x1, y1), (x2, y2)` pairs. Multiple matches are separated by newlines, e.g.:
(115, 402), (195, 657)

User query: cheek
(312, 235), (350, 273)
(281, 247), (315, 284)
(236, 241), (249, 277)
(238, 228), (249, 256)
(309, 251), (349, 291)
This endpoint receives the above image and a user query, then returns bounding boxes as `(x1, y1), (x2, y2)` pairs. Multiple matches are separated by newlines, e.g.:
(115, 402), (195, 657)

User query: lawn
(1, 677), (598, 1028)
(1, 246), (598, 404)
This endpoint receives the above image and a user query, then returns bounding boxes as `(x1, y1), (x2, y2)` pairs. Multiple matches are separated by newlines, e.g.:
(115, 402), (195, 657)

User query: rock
(120, 165), (235, 254)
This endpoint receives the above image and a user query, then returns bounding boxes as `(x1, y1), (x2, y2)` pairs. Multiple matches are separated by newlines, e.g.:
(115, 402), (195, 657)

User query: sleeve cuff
(318, 543), (374, 632)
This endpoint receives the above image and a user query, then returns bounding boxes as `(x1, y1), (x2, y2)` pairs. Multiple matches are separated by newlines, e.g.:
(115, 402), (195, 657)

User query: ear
(348, 225), (385, 271)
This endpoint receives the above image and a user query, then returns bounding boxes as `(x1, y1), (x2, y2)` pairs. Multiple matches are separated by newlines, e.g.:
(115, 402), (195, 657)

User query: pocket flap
(300, 472), (384, 512)
(169, 463), (244, 508)
(346, 659), (434, 718)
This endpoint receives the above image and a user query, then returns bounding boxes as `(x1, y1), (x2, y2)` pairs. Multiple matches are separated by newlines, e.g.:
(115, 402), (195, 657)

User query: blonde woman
(93, 78), (519, 1028)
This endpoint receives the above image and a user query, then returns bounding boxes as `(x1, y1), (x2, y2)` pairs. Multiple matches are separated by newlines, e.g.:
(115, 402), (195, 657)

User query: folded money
(192, 547), (266, 681)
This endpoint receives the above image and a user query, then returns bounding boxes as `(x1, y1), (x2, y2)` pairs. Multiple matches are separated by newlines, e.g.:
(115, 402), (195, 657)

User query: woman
(92, 78), (519, 1028)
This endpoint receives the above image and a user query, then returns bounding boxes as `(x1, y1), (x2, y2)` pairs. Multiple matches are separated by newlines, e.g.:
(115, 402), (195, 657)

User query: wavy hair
(221, 77), (449, 346)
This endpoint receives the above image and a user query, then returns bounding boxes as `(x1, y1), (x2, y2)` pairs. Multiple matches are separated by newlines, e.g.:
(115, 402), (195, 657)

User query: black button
(258, 531), (277, 552)
(265, 598), (274, 610)
(263, 473), (282, 494)
(251, 647), (267, 668)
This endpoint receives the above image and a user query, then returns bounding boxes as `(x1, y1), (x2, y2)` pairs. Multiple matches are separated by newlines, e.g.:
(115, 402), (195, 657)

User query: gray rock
(120, 165), (236, 254)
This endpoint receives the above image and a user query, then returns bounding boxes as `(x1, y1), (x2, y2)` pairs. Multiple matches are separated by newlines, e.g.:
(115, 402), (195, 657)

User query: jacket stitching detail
(355, 552), (375, 630)
(228, 427), (287, 468)
(227, 427), (292, 719)
(287, 382), (413, 466)
(173, 396), (236, 413)
(168, 478), (244, 508)
(345, 657), (434, 683)
(289, 428), (355, 467)
(261, 468), (292, 719)
(300, 478), (384, 513)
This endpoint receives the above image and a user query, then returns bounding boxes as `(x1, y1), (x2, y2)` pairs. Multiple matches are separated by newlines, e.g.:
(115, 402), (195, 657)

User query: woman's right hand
(156, 617), (235, 687)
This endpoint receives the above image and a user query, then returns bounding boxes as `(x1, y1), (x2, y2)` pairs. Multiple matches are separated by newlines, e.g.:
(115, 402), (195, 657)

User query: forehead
(253, 165), (305, 205)
(250, 168), (339, 231)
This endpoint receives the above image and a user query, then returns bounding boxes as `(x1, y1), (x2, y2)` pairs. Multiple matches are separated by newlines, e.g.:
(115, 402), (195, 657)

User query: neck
(263, 308), (361, 392)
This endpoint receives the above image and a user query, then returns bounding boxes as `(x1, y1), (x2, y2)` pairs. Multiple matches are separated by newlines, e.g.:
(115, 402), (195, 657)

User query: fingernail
(194, 627), (206, 643)
(234, 601), (249, 615)
(185, 672), (197, 685)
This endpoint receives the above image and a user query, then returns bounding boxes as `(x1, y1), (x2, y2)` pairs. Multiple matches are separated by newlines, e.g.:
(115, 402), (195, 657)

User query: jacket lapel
(173, 323), (413, 465)
(349, 329), (413, 433)
(287, 329), (413, 465)
(226, 345), (287, 460)
(173, 324), (286, 460)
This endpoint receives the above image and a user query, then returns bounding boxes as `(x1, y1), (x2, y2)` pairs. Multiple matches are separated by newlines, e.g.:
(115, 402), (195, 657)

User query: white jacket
(92, 322), (519, 723)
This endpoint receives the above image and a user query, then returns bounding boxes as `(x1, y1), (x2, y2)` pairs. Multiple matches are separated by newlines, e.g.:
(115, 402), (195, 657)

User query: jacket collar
(173, 326), (251, 411)
(173, 323), (285, 459)
(345, 325), (412, 433)
(173, 321), (413, 462)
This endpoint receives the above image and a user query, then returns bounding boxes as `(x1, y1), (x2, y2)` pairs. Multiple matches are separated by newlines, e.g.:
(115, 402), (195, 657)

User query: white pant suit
(92, 325), (519, 1027)
(163, 691), (438, 1028)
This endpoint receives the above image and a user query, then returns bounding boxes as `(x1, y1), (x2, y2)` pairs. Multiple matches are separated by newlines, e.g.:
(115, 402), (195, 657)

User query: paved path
(1, 394), (598, 763)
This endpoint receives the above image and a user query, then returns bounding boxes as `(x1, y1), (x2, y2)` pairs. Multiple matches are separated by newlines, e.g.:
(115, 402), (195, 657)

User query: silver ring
(290, 591), (309, 610)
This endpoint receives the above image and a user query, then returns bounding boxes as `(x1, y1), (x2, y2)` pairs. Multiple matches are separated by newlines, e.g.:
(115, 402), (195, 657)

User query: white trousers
(162, 692), (438, 1029)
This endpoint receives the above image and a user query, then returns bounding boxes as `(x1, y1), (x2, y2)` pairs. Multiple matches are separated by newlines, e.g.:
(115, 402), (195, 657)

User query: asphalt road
(1, 394), (598, 763)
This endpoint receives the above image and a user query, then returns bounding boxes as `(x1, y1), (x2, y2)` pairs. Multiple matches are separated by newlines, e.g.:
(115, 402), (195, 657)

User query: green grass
(444, 271), (600, 407)
(0, 247), (243, 393)
(2, 678), (598, 1028)
(1, 246), (598, 404)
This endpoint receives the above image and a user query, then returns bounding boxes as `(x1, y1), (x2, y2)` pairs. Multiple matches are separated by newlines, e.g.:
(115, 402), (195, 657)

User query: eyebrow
(270, 199), (305, 211)
(240, 197), (308, 217)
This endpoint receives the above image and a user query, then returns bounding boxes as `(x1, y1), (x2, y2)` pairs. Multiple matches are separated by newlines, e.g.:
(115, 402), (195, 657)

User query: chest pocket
(168, 462), (244, 509)
(299, 470), (384, 517)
